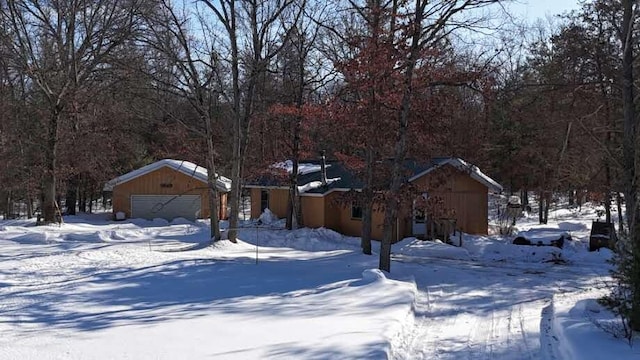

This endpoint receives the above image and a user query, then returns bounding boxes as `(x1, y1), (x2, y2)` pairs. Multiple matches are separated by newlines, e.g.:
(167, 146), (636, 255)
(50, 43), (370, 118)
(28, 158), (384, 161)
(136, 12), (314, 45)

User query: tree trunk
(65, 176), (78, 215)
(89, 192), (95, 213)
(206, 116), (221, 242)
(227, 148), (241, 243)
(227, 3), (241, 244)
(380, 0), (423, 272)
(568, 190), (574, 207)
(617, 192), (624, 233)
(42, 109), (61, 224)
(286, 153), (300, 230)
(26, 193), (33, 219)
(543, 193), (550, 224)
(538, 191), (544, 224)
(620, 0), (640, 331)
(605, 163), (612, 223)
(4, 191), (11, 218)
(361, 147), (374, 255)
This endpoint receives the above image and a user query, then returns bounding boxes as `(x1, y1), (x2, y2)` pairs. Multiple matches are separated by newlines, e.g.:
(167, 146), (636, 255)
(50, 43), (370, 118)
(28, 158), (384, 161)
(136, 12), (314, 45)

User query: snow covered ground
(0, 203), (638, 359)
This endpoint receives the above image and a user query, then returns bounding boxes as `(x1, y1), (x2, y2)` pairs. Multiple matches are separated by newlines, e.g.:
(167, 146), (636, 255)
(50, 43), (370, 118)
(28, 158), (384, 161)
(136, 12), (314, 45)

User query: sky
(509, 0), (581, 20)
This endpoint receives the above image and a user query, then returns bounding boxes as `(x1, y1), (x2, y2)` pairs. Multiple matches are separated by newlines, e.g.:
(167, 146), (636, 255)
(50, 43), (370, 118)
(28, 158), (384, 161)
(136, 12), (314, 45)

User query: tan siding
(301, 196), (325, 228)
(267, 189), (289, 218)
(409, 165), (489, 235)
(248, 188), (289, 219)
(246, 162), (491, 238)
(370, 210), (386, 241)
(324, 192), (341, 232)
(337, 204), (362, 238)
(250, 188), (262, 219)
(111, 166), (229, 220)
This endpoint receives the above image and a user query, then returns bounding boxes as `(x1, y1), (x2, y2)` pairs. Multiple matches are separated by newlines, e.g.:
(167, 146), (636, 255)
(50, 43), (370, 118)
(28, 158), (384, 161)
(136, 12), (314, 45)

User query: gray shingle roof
(246, 157), (502, 194)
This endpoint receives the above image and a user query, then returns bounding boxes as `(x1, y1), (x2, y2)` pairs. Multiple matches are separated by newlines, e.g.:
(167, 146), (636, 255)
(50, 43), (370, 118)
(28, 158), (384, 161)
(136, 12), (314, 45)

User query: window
(351, 204), (363, 220)
(414, 208), (426, 223)
(260, 190), (269, 212)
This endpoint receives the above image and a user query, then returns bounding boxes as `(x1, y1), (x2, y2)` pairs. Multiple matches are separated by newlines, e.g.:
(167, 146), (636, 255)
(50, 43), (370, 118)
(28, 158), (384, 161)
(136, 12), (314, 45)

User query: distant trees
(487, 0), (640, 331)
(0, 0), (151, 222)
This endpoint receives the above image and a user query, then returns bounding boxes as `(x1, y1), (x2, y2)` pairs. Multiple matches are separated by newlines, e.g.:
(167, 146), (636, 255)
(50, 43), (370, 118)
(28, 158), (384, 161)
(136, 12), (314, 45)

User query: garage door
(131, 195), (201, 221)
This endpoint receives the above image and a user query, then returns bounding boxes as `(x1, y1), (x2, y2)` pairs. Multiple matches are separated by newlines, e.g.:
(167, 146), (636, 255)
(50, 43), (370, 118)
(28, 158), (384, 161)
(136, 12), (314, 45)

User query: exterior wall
(324, 192), (341, 231)
(267, 189), (289, 218)
(301, 196), (325, 228)
(112, 166), (228, 220)
(409, 166), (489, 236)
(247, 163), (491, 240)
(248, 187), (290, 220)
(324, 192), (387, 241)
(250, 188), (262, 219)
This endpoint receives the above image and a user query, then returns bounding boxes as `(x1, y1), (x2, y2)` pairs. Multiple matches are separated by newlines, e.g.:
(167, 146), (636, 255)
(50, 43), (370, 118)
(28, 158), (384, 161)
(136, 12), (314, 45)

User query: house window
(351, 204), (363, 220)
(260, 190), (269, 212)
(414, 208), (426, 223)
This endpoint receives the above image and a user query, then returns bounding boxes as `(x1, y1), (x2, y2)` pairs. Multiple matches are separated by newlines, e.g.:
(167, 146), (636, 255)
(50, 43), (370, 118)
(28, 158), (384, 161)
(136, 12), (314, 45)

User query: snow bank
(258, 208), (279, 225)
(240, 226), (362, 252)
(395, 237), (471, 260)
(545, 290), (639, 360)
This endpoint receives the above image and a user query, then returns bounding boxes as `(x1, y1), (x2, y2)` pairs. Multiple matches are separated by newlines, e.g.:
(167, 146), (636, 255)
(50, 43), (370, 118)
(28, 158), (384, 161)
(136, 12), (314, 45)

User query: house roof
(103, 159), (232, 192)
(408, 157), (503, 193)
(246, 157), (502, 195)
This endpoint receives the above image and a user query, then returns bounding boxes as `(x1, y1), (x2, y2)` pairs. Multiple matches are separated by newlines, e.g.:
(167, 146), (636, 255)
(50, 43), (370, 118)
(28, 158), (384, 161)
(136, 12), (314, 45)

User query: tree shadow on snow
(0, 252), (377, 333)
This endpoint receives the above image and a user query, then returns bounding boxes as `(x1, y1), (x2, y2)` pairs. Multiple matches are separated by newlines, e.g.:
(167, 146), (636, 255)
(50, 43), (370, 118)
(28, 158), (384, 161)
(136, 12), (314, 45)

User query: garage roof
(103, 159), (232, 192)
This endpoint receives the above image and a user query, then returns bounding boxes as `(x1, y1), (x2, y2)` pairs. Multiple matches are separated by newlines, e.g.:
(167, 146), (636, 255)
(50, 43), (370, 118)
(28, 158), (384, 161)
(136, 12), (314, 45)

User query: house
(245, 157), (502, 242)
(104, 159), (231, 221)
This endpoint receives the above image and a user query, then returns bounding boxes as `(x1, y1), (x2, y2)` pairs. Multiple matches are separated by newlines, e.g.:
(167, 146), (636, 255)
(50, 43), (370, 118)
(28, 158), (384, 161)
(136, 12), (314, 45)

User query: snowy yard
(1, 205), (639, 359)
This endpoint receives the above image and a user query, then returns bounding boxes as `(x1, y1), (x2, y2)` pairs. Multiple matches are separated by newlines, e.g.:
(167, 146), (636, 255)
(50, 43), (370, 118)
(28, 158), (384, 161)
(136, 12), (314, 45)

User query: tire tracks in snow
(391, 257), (606, 360)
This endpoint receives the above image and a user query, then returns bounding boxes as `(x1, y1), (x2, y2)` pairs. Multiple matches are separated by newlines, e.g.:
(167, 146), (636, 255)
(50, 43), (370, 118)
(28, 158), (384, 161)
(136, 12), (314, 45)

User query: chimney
(320, 150), (327, 185)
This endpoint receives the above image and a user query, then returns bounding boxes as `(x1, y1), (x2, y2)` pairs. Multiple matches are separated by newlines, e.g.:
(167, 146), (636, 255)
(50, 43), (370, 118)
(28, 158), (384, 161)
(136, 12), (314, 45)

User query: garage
(104, 159), (231, 221)
(131, 195), (202, 221)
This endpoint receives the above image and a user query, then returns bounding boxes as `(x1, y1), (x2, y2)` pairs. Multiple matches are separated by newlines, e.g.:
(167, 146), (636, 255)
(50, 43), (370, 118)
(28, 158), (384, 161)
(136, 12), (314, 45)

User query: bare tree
(143, 0), (228, 241)
(0, 0), (148, 223)
(379, 0), (507, 272)
(200, 0), (303, 242)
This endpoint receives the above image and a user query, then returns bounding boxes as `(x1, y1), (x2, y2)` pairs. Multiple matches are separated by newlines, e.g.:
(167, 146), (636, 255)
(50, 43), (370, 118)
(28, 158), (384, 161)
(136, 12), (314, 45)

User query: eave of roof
(103, 159), (232, 192)
(408, 158), (503, 192)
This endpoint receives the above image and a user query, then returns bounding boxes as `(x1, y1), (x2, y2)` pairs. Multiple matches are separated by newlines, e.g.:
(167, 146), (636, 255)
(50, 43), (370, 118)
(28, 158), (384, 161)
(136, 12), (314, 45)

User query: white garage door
(131, 195), (201, 221)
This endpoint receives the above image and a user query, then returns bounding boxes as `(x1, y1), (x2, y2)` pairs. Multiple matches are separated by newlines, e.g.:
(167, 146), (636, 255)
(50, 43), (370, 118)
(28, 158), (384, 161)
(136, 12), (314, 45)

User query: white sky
(508, 0), (581, 20)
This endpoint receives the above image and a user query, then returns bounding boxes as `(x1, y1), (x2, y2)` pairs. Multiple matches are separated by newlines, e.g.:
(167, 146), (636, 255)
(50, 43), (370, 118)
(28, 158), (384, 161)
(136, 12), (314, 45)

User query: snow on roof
(298, 178), (341, 194)
(409, 158), (503, 192)
(272, 160), (330, 175)
(103, 159), (232, 192)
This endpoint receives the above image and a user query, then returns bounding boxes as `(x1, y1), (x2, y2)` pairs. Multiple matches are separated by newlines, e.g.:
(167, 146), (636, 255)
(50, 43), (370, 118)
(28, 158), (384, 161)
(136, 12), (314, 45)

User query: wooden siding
(250, 188), (284, 220)
(324, 192), (341, 232)
(112, 166), (228, 220)
(250, 188), (262, 219)
(246, 163), (491, 240)
(267, 189), (289, 218)
(409, 165), (489, 236)
(301, 196), (325, 228)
